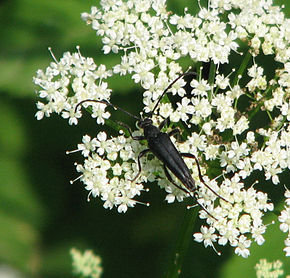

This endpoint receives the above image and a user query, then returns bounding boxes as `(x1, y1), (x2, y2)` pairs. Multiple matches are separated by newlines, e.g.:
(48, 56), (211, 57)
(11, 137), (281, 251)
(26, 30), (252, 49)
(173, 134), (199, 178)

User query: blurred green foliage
(0, 0), (289, 277)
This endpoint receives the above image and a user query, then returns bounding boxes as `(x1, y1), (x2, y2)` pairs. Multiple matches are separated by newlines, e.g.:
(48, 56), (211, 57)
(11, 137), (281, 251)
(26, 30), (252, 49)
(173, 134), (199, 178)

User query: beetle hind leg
(163, 165), (193, 195)
(180, 153), (228, 203)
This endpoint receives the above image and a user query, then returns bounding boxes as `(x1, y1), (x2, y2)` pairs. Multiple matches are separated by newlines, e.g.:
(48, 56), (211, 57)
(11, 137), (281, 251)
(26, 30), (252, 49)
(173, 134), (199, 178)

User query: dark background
(0, 0), (289, 277)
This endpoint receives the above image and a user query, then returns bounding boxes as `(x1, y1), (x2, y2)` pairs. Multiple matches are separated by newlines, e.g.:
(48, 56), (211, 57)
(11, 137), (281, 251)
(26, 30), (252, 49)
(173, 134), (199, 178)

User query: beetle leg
(158, 117), (169, 130)
(180, 153), (228, 203)
(180, 153), (206, 183)
(163, 165), (217, 219)
(191, 193), (218, 221)
(130, 149), (151, 182)
(159, 118), (182, 141)
(168, 128), (183, 142)
(163, 165), (192, 195)
(159, 119), (182, 141)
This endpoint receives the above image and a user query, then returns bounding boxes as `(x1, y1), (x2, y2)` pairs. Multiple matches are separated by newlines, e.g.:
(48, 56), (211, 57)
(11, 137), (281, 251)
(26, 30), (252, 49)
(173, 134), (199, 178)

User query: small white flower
(95, 132), (108, 156)
(233, 116), (249, 135)
(191, 97), (212, 119)
(112, 163), (123, 176)
(194, 226), (217, 248)
(190, 79), (211, 97)
(232, 235), (251, 258)
(215, 74), (230, 89)
(159, 103), (174, 119)
(176, 97), (194, 122)
(251, 223), (266, 245)
(204, 144), (220, 160)
(202, 121), (213, 135)
(246, 131), (255, 144)
(284, 237), (290, 256)
(279, 189), (290, 234)
(77, 135), (98, 157)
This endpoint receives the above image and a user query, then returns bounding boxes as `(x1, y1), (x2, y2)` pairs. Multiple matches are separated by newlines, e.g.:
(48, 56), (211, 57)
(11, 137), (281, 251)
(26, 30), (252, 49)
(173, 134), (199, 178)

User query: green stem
(248, 102), (263, 121)
(208, 62), (216, 102)
(164, 207), (199, 278)
(232, 51), (252, 87)
(208, 61), (216, 86)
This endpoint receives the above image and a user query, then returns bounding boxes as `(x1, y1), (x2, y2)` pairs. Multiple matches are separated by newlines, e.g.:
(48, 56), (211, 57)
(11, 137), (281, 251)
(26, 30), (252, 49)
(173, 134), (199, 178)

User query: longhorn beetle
(75, 72), (227, 214)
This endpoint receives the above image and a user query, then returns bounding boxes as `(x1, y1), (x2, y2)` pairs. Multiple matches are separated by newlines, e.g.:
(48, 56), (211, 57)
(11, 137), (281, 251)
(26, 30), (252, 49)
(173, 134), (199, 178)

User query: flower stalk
(165, 208), (199, 278)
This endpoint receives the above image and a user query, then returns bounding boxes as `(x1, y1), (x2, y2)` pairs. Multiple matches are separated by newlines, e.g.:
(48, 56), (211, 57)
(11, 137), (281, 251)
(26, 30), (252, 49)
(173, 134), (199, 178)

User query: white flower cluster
(34, 0), (290, 257)
(33, 48), (112, 125)
(255, 259), (284, 278)
(72, 132), (149, 213)
(70, 248), (103, 278)
(194, 174), (274, 258)
(279, 188), (290, 256)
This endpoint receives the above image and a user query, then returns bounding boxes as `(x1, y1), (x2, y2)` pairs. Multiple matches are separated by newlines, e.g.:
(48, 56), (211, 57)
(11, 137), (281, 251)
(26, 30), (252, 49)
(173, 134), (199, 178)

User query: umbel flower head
(34, 0), (290, 257)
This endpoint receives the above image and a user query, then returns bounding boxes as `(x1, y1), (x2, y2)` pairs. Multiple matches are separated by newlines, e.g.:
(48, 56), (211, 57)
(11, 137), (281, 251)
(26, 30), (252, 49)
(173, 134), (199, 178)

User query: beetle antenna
(188, 192), (218, 221)
(150, 72), (196, 116)
(75, 99), (141, 121)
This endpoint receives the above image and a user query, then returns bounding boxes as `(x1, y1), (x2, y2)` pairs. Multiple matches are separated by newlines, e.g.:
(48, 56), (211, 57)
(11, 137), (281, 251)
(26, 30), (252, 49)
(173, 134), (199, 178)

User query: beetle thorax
(139, 118), (160, 139)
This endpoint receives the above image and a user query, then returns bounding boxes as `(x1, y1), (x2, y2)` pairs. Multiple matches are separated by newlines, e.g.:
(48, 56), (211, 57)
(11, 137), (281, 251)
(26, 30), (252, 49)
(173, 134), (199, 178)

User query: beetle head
(137, 117), (153, 129)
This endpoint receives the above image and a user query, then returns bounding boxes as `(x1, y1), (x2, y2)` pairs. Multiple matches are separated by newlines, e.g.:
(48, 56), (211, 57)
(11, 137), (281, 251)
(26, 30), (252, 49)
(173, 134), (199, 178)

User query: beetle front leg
(130, 149), (151, 182)
(159, 118), (182, 141)
(117, 121), (145, 140)
(158, 117), (169, 130)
